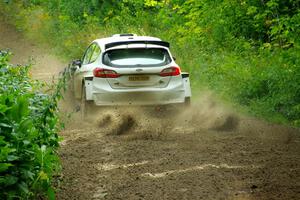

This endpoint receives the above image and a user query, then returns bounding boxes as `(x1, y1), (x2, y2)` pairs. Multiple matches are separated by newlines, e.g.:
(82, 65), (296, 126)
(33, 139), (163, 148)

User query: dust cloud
(60, 91), (240, 140)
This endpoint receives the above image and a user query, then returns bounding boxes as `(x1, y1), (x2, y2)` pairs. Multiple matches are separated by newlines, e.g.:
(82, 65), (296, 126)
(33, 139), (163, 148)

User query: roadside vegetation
(0, 0), (299, 127)
(0, 51), (66, 199)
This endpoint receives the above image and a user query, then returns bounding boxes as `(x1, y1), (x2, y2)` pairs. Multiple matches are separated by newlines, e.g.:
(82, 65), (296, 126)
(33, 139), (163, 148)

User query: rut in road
(1, 16), (300, 200)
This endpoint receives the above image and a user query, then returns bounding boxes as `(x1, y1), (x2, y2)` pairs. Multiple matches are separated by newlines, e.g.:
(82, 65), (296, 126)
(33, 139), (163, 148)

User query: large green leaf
(10, 96), (29, 123)
(0, 122), (12, 128)
(3, 175), (18, 186)
(47, 187), (56, 200)
(0, 163), (13, 173)
(0, 104), (9, 113)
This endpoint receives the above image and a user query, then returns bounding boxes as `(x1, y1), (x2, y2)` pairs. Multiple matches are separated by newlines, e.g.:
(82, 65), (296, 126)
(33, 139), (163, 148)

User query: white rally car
(69, 34), (191, 116)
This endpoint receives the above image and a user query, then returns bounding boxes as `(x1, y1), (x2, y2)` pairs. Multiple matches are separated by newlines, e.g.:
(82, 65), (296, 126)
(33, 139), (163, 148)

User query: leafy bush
(0, 51), (65, 199)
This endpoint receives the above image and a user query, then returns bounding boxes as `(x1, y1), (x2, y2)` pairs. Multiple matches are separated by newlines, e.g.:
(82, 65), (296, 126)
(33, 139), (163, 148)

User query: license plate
(128, 76), (149, 81)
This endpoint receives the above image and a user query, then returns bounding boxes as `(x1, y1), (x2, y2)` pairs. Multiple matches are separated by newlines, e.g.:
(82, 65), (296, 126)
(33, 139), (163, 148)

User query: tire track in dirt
(1, 16), (300, 200)
(60, 104), (299, 200)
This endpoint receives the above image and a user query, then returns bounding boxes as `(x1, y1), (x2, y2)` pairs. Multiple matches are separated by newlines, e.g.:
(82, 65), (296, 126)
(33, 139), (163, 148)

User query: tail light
(160, 67), (181, 77)
(93, 68), (120, 78)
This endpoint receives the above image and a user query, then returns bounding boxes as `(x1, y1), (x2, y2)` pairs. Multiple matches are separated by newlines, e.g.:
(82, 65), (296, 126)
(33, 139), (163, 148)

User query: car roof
(93, 35), (163, 50)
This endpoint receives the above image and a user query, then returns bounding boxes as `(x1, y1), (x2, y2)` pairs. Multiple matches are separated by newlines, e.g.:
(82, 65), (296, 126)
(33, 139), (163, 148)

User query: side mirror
(72, 59), (82, 67)
(172, 56), (176, 61)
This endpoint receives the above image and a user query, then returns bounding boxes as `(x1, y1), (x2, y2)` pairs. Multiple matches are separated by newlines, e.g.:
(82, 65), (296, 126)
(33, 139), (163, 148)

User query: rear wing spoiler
(105, 40), (170, 50)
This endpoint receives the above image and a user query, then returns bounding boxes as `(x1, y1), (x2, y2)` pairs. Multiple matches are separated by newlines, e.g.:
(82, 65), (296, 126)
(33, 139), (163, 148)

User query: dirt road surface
(1, 16), (300, 200)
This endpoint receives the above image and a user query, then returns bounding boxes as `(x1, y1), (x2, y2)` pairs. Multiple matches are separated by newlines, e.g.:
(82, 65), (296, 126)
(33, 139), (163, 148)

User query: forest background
(1, 0), (299, 126)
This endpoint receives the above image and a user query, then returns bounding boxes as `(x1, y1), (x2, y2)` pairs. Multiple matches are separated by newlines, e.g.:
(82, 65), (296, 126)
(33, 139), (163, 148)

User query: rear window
(103, 48), (171, 67)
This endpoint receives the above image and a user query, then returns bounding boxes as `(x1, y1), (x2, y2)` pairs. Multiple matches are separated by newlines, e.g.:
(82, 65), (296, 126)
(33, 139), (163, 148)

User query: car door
(74, 43), (101, 99)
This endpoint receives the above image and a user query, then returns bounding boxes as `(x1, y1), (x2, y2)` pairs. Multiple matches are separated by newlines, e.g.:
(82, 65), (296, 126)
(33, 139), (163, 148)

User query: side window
(82, 44), (94, 65)
(90, 45), (101, 63)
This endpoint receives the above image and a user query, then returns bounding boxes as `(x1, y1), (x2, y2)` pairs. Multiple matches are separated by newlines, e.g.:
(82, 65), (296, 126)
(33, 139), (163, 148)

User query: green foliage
(197, 48), (300, 125)
(0, 0), (299, 126)
(0, 51), (64, 199)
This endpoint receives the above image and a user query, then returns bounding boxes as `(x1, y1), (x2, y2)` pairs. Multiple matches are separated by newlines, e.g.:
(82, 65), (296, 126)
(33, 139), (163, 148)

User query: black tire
(80, 85), (93, 119)
(185, 97), (191, 107)
(80, 84), (96, 119)
(80, 84), (88, 119)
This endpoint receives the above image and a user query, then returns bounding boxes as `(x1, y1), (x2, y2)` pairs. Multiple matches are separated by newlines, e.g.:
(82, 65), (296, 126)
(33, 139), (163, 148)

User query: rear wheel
(184, 97), (191, 107)
(171, 97), (191, 115)
(80, 84), (94, 119)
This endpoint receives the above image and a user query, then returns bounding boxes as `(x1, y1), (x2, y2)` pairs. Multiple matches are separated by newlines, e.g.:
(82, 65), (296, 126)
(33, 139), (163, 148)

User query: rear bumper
(91, 80), (186, 106)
